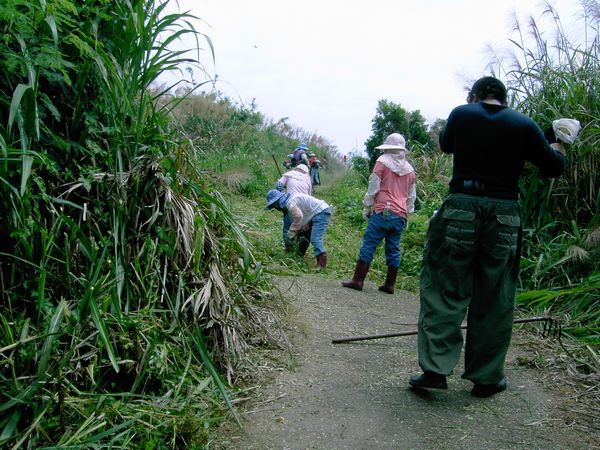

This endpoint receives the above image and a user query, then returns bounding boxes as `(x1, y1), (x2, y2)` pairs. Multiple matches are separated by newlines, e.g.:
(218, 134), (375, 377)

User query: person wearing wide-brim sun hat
(265, 189), (332, 269)
(342, 132), (416, 294)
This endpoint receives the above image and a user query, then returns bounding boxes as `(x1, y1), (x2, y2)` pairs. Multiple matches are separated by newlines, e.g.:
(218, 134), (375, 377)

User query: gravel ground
(213, 274), (599, 450)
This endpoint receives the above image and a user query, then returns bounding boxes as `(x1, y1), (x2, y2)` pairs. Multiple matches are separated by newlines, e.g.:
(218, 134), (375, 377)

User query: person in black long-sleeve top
(409, 76), (568, 397)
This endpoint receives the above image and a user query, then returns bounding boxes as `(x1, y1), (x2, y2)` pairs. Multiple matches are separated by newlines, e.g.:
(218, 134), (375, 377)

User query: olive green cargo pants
(417, 193), (521, 384)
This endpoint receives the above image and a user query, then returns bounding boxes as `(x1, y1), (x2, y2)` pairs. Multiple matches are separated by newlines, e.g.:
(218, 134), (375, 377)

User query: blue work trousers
(358, 212), (406, 267)
(308, 208), (332, 256)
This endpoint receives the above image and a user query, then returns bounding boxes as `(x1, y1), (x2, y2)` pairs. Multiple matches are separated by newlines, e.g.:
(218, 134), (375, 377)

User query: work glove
(362, 208), (372, 221)
(553, 118), (581, 144)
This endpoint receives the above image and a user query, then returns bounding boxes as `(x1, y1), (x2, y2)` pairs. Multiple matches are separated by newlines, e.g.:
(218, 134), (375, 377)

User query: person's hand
(550, 142), (566, 155)
(362, 208), (371, 221)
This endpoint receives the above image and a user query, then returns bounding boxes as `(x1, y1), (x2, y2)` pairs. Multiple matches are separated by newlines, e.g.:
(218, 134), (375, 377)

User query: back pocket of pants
(496, 214), (520, 251)
(443, 208), (476, 253)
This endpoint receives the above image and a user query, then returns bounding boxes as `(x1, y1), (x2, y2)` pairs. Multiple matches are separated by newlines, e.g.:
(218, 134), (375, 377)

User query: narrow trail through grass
(212, 275), (598, 449)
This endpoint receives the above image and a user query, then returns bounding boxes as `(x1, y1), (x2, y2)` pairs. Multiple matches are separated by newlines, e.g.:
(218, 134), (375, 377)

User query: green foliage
(172, 91), (345, 198)
(410, 151), (452, 215)
(485, 1), (600, 360)
(516, 270), (600, 346)
(347, 152), (370, 185)
(364, 99), (435, 167)
(490, 1), (600, 230)
(326, 173), (366, 227)
(427, 118), (446, 152)
(1, 1), (597, 446)
(0, 1), (281, 447)
(407, 110), (433, 151)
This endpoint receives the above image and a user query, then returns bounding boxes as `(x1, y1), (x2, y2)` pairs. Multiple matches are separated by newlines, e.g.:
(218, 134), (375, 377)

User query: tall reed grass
(486, 1), (600, 353)
(0, 1), (284, 447)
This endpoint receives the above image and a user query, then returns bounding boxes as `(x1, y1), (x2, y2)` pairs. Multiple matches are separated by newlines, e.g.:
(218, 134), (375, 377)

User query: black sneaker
(409, 372), (448, 390)
(471, 378), (507, 398)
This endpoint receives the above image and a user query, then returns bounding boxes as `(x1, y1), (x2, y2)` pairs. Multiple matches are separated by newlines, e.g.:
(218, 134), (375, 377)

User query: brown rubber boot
(342, 260), (370, 291)
(378, 266), (398, 294)
(315, 252), (328, 269)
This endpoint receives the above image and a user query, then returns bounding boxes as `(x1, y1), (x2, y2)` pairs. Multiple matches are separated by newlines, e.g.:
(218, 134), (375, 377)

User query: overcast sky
(167, 0), (582, 155)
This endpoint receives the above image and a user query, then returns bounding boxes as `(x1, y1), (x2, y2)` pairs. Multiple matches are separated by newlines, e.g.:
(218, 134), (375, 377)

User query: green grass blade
(8, 84), (31, 132)
(20, 154), (33, 196)
(0, 409), (22, 442)
(37, 300), (67, 378)
(89, 291), (120, 373)
(192, 327), (241, 427)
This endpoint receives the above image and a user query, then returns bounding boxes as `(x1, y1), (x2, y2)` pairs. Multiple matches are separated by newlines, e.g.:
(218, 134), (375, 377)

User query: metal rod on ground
(331, 316), (553, 344)
(272, 154), (282, 176)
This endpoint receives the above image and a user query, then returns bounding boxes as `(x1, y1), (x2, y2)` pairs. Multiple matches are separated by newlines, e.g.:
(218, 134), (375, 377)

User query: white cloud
(167, 0), (583, 155)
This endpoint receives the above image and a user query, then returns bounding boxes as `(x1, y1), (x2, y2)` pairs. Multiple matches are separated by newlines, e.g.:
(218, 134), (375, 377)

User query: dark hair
(468, 76), (507, 105)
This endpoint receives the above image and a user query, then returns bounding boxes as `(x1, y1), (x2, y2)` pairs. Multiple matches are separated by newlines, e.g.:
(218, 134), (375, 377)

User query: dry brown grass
(515, 331), (600, 436)
(215, 168), (252, 194)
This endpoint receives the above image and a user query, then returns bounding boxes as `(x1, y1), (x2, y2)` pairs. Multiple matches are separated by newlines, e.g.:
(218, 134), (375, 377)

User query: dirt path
(214, 275), (597, 450)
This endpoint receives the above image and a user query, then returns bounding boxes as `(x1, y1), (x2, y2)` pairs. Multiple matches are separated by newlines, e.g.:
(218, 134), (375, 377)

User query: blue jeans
(358, 212), (407, 267)
(283, 211), (292, 247)
(309, 208), (332, 256)
(310, 168), (320, 186)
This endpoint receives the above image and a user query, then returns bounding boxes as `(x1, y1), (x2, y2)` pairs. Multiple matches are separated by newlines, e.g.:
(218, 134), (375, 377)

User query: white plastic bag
(552, 118), (581, 144)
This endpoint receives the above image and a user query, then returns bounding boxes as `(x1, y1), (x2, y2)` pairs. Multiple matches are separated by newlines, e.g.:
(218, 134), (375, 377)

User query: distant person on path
(342, 133), (416, 294)
(409, 76), (575, 398)
(276, 163), (312, 195)
(265, 190), (332, 269)
(275, 163), (312, 254)
(290, 143), (310, 168)
(308, 152), (322, 187)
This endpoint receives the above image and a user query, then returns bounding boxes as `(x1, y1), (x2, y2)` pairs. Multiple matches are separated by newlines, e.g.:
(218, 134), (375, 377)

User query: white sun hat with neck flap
(374, 133), (413, 176)
(375, 133), (407, 152)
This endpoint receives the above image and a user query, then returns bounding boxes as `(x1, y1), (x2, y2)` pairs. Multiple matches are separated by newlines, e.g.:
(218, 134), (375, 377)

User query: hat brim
(375, 144), (406, 150)
(265, 197), (281, 210)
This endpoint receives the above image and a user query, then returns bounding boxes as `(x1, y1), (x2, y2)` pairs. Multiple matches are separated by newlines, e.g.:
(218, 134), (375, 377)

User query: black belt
(462, 179), (486, 191)
(451, 179), (518, 200)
